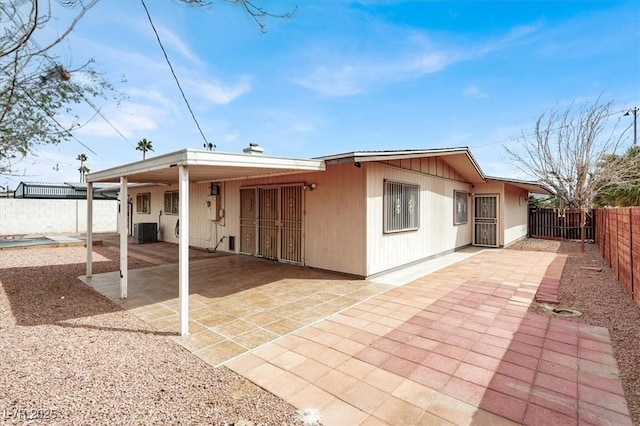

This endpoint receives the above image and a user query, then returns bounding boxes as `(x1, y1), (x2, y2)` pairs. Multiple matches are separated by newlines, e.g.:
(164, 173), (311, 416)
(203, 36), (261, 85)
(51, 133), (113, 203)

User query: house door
(474, 194), (499, 247)
(239, 185), (304, 264)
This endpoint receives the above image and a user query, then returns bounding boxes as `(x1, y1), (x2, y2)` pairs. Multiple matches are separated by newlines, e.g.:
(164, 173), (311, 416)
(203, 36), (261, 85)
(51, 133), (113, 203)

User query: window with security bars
(136, 193), (151, 214)
(454, 190), (468, 225)
(384, 180), (419, 233)
(164, 191), (179, 215)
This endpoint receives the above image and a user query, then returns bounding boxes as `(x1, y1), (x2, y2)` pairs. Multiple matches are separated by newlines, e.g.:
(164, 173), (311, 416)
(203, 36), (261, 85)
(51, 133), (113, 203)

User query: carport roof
(87, 149), (326, 184)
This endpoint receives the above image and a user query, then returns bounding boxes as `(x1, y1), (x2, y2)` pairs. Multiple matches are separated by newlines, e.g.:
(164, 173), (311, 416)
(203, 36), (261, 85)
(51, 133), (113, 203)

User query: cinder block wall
(0, 199), (117, 235)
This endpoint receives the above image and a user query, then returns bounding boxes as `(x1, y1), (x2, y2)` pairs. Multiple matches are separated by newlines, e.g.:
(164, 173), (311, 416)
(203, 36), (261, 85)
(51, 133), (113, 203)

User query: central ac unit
(133, 222), (157, 244)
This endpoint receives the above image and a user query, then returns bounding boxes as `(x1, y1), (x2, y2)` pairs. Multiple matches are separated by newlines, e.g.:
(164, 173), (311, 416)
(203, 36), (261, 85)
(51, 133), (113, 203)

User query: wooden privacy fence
(528, 208), (595, 241)
(594, 207), (640, 308)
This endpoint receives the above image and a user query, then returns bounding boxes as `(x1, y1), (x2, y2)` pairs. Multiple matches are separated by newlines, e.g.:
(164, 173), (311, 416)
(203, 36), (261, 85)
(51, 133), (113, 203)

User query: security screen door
(473, 194), (499, 247)
(239, 185), (304, 264)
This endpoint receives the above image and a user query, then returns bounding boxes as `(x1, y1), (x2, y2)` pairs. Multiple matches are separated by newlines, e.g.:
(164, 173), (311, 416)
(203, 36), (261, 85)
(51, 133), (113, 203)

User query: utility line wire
(22, 88), (98, 156)
(4, 9), (131, 154)
(140, 0), (211, 147)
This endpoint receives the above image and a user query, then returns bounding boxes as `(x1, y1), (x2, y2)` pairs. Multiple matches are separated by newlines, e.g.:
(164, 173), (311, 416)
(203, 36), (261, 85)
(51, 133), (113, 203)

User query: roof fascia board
(485, 177), (554, 195)
(88, 149), (325, 183)
(321, 148), (470, 164)
(88, 150), (188, 182)
(196, 168), (325, 184)
(183, 149), (325, 170)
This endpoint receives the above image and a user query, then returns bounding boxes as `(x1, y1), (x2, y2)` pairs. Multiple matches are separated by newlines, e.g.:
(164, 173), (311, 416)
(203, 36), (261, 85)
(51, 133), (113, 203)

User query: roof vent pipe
(243, 143), (264, 155)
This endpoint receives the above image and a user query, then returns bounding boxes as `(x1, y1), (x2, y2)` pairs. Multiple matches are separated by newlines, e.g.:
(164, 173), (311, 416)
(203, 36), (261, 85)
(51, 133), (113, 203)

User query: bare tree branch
(504, 98), (635, 211)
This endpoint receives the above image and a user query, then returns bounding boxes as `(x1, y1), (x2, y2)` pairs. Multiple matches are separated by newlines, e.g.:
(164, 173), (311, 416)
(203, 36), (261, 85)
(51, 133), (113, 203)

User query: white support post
(120, 176), (128, 299)
(86, 181), (93, 277)
(179, 165), (190, 336)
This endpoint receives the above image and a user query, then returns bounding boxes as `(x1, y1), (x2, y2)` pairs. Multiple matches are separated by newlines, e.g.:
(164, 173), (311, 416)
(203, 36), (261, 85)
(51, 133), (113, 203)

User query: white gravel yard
(0, 246), (305, 425)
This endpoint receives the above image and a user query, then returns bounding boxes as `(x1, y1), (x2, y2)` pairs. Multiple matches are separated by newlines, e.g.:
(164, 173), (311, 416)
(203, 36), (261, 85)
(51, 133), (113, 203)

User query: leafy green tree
(594, 146), (640, 206)
(136, 138), (154, 160)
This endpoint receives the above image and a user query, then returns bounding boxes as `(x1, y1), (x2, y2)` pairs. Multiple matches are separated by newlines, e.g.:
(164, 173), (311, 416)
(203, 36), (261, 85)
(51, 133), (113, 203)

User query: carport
(85, 148), (325, 336)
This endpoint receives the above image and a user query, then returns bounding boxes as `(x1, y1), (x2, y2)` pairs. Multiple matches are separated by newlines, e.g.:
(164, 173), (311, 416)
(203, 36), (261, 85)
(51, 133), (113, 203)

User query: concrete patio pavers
(225, 249), (633, 426)
(81, 251), (392, 366)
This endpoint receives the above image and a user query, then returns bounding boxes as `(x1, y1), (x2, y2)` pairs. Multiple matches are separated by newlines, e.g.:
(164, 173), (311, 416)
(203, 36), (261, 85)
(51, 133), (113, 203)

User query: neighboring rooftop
(14, 182), (119, 199)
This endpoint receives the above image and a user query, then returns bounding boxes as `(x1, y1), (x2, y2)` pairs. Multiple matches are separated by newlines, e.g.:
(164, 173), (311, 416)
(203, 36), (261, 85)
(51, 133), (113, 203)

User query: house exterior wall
(222, 163), (367, 276)
(124, 159), (532, 276)
(0, 198), (117, 235)
(473, 183), (529, 247)
(365, 161), (473, 276)
(129, 184), (214, 247)
(502, 184), (529, 246)
(127, 163), (367, 276)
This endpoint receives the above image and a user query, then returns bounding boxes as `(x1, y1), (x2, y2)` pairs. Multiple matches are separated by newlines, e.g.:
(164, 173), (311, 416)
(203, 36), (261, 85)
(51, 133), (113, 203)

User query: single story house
(83, 145), (552, 335)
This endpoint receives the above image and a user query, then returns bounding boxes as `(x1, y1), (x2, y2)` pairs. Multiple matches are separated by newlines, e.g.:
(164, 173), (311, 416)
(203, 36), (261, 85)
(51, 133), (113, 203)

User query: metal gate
(474, 194), (499, 247)
(240, 188), (257, 255)
(239, 185), (304, 264)
(280, 185), (303, 263)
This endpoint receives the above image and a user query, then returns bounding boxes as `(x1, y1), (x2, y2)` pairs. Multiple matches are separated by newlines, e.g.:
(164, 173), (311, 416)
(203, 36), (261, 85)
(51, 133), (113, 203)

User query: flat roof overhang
(87, 149), (326, 184)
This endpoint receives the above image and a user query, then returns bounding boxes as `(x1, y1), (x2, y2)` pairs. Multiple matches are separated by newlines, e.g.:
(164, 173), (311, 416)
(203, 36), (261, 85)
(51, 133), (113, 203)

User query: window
(136, 193), (151, 214)
(384, 180), (419, 233)
(164, 191), (179, 215)
(454, 190), (468, 225)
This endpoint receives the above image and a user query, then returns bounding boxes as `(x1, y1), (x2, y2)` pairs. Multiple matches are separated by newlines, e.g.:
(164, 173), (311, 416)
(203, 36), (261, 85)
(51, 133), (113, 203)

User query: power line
(22, 88), (98, 156)
(140, 0), (212, 148)
(4, 8), (133, 154)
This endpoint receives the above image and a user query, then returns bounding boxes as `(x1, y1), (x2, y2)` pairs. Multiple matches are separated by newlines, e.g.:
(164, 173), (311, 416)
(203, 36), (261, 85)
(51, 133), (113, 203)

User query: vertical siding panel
(366, 162), (472, 276)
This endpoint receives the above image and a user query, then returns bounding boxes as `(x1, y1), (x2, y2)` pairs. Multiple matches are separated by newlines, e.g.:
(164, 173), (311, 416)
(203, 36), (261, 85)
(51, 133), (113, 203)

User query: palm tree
(136, 138), (154, 160)
(76, 153), (88, 182)
(78, 165), (90, 183)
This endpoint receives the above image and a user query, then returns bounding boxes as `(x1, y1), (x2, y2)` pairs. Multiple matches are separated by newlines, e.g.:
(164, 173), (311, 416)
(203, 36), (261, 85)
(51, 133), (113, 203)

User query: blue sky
(9, 0), (640, 187)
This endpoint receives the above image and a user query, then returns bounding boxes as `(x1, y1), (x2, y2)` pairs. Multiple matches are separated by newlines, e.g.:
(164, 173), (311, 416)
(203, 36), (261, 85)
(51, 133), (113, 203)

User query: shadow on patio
(80, 248), (392, 367)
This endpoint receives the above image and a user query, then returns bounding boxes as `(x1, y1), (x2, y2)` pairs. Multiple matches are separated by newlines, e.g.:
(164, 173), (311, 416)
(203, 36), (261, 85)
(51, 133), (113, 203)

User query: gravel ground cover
(2, 239), (638, 425)
(509, 239), (640, 425)
(0, 245), (304, 425)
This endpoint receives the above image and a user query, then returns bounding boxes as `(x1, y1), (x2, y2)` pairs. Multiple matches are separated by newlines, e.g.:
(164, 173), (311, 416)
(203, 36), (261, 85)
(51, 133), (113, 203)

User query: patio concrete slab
(81, 253), (392, 366)
(225, 249), (632, 426)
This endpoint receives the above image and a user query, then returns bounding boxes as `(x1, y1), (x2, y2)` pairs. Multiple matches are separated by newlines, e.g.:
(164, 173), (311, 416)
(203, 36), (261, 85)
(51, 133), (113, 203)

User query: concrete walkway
(225, 249), (632, 426)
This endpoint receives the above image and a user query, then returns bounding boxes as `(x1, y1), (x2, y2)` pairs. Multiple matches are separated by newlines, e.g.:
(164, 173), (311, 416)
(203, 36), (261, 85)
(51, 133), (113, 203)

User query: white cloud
(463, 85), (487, 98)
(296, 64), (363, 97)
(126, 88), (179, 113)
(294, 21), (541, 98)
(191, 77), (252, 105)
(478, 22), (543, 56)
(154, 23), (202, 65)
(75, 103), (167, 139)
